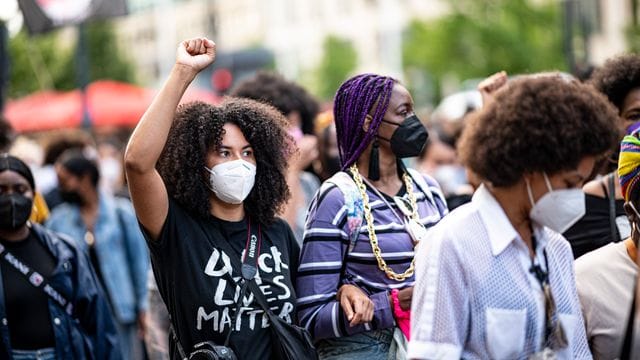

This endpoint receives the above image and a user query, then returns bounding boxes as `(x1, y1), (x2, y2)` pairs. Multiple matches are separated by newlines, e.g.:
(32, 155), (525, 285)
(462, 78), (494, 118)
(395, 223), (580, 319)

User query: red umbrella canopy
(87, 80), (154, 128)
(4, 80), (220, 132)
(5, 89), (83, 132)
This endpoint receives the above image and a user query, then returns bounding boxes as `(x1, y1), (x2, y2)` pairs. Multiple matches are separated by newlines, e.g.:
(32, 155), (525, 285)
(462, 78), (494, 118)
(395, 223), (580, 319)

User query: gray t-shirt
(576, 241), (638, 359)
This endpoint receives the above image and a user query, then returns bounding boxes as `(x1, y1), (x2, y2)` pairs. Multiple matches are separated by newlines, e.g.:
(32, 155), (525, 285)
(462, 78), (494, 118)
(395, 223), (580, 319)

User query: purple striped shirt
(296, 170), (448, 340)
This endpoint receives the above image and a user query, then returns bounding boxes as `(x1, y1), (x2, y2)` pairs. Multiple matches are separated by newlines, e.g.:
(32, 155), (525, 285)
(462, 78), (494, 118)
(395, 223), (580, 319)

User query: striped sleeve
(296, 184), (394, 340)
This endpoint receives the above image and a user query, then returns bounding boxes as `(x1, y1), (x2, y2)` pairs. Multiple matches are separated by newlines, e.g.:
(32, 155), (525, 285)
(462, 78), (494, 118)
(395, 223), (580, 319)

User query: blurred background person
(415, 90), (482, 210)
(416, 130), (472, 211)
(97, 138), (127, 197)
(45, 149), (149, 359)
(564, 54), (640, 258)
(415, 133), (456, 177)
(410, 75), (621, 359)
(144, 268), (169, 360)
(0, 154), (120, 359)
(231, 71), (320, 243)
(575, 130), (640, 360)
(312, 110), (341, 182)
(41, 130), (95, 211)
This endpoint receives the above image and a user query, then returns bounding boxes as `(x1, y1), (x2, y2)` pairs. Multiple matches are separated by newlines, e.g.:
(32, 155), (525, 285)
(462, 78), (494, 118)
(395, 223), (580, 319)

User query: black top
(563, 193), (626, 258)
(143, 199), (300, 360)
(0, 231), (56, 350)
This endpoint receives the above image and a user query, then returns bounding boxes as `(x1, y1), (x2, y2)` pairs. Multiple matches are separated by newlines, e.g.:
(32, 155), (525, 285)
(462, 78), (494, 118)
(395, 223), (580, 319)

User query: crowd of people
(1, 35), (640, 360)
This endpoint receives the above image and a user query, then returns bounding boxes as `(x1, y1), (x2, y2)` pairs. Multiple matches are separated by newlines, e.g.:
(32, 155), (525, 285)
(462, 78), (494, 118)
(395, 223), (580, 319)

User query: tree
(403, 0), (566, 102)
(84, 21), (135, 83)
(315, 35), (357, 101)
(8, 20), (135, 99)
(8, 30), (74, 98)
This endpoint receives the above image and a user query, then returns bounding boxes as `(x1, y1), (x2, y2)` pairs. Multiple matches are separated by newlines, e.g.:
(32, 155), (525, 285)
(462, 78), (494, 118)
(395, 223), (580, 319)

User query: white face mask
(204, 159), (257, 205)
(526, 172), (586, 234)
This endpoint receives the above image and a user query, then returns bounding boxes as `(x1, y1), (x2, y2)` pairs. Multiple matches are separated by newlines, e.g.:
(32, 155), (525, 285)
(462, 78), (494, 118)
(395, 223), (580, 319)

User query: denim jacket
(0, 223), (121, 359)
(46, 194), (149, 323)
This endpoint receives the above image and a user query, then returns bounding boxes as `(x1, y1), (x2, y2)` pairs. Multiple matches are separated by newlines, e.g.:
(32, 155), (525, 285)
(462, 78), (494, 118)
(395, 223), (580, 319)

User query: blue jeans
(316, 329), (393, 360)
(11, 348), (56, 360)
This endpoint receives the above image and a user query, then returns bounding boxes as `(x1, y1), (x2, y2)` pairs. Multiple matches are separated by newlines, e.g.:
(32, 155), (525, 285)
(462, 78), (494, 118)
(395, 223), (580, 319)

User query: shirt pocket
(485, 307), (527, 360)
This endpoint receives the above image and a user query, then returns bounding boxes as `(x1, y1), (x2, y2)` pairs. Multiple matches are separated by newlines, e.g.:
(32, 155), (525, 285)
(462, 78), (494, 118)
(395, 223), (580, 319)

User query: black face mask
(60, 190), (84, 205)
(379, 114), (429, 158)
(0, 194), (33, 230)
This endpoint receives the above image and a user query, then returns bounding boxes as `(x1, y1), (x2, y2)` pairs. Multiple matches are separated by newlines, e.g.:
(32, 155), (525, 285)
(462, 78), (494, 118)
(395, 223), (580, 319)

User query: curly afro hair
(231, 71), (319, 135)
(590, 54), (640, 111)
(458, 76), (622, 187)
(157, 98), (293, 225)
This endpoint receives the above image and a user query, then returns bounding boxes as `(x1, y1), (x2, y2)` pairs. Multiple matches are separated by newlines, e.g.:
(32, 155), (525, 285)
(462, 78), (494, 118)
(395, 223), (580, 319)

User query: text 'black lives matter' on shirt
(141, 199), (300, 360)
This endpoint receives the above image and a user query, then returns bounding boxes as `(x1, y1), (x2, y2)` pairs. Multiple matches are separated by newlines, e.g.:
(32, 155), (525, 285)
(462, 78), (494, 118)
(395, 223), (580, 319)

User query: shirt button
(54, 318), (61, 325)
(1, 318), (6, 326)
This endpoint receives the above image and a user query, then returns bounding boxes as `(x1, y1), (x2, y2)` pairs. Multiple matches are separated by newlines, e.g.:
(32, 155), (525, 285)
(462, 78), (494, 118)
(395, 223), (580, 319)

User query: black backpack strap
(607, 173), (621, 243)
(169, 321), (189, 360)
(0, 241), (75, 317)
(621, 283), (637, 359)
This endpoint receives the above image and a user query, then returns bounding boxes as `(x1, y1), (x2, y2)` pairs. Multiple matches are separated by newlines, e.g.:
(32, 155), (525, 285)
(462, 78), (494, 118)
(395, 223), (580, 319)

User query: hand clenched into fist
(176, 37), (217, 74)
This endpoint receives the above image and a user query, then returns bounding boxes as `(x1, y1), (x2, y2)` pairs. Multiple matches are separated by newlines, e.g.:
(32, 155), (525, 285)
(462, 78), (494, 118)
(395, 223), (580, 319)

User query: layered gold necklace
(348, 164), (420, 281)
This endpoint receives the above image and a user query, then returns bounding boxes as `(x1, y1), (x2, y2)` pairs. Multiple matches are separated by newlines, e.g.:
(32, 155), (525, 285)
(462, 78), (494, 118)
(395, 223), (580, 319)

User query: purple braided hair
(333, 73), (396, 170)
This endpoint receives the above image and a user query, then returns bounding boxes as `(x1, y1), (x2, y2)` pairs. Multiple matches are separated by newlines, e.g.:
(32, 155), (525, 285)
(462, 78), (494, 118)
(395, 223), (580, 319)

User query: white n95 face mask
(527, 172), (586, 234)
(204, 159), (257, 205)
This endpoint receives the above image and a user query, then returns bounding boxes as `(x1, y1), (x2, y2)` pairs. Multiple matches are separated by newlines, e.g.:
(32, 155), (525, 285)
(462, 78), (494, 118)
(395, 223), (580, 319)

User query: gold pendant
(84, 231), (95, 246)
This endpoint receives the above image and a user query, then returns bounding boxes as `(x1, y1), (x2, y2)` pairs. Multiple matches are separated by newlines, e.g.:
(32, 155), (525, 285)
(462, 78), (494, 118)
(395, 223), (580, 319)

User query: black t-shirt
(143, 199), (300, 360)
(0, 230), (56, 350)
(563, 194), (627, 258)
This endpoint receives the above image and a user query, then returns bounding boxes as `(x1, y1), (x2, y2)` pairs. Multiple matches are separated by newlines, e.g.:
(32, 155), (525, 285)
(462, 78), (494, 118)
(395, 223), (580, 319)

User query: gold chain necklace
(349, 164), (419, 281)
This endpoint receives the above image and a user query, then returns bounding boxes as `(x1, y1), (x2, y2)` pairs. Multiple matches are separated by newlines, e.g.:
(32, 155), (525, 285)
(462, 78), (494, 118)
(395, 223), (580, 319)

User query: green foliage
(315, 35), (358, 100)
(8, 21), (135, 99)
(84, 21), (135, 83)
(8, 30), (74, 98)
(626, 24), (640, 53)
(403, 0), (566, 102)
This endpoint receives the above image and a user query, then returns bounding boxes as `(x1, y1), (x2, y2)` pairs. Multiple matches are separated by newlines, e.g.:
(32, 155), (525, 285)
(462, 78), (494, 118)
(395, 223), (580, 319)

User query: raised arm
(124, 38), (216, 239)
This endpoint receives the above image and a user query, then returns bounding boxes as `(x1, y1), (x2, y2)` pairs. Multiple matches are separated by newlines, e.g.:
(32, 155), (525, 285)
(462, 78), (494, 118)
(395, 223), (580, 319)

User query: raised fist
(176, 37), (216, 73)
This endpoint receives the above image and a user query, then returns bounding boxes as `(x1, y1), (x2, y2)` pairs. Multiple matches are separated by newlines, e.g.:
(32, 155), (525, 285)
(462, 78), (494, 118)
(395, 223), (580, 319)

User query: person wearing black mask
(0, 153), (119, 359)
(297, 74), (448, 359)
(45, 150), (149, 359)
(575, 131), (640, 358)
(564, 54), (640, 258)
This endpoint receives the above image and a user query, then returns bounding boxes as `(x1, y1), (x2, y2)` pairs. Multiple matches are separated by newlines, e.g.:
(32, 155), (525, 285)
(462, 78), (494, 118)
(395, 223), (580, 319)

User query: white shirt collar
(473, 184), (550, 257)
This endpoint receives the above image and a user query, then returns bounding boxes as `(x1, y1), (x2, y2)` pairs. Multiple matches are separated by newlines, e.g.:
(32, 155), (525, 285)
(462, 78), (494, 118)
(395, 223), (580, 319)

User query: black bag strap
(170, 322), (189, 360)
(0, 242), (74, 317)
(621, 282), (637, 359)
(607, 173), (621, 243)
(169, 217), (261, 358)
(245, 279), (276, 319)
